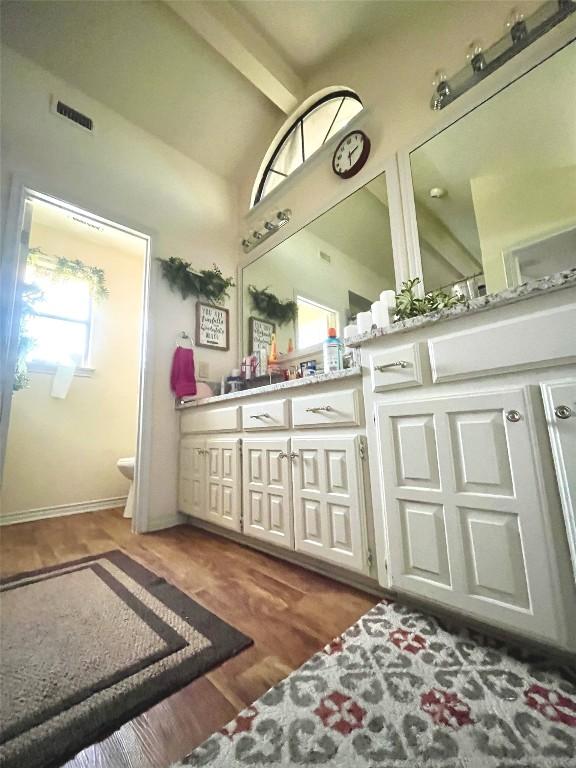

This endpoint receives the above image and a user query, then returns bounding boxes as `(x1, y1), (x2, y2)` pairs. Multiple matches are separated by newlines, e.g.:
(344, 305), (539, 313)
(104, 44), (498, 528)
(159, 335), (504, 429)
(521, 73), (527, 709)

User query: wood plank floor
(0, 509), (379, 768)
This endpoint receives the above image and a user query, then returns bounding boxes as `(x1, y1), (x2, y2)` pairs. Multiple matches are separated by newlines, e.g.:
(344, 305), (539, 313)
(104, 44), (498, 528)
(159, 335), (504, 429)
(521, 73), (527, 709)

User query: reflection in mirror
(410, 41), (576, 298)
(242, 172), (395, 357)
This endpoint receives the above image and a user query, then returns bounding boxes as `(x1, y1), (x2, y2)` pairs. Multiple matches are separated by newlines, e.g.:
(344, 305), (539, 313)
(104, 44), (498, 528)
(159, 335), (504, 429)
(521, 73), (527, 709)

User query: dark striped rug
(0, 550), (252, 768)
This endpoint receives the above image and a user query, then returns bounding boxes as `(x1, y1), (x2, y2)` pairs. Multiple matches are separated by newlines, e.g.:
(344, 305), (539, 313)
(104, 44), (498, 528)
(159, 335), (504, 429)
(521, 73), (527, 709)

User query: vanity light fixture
(241, 209), (292, 253)
(430, 0), (576, 110)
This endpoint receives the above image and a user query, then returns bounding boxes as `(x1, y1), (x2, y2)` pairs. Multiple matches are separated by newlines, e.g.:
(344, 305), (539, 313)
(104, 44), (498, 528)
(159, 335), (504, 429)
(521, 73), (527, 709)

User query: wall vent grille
(54, 100), (94, 132)
(320, 251), (331, 264)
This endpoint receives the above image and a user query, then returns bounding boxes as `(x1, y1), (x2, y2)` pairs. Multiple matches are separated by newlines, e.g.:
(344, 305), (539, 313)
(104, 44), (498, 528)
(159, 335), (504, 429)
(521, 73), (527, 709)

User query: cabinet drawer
(370, 343), (426, 392)
(242, 399), (290, 430)
(429, 305), (576, 383)
(181, 405), (240, 434)
(292, 388), (361, 428)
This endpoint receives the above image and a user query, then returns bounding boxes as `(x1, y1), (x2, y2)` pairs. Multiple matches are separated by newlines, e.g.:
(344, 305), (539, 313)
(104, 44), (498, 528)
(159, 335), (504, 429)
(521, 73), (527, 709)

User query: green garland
(28, 247), (108, 301)
(394, 277), (467, 321)
(13, 282), (43, 391)
(248, 285), (298, 326)
(158, 257), (234, 304)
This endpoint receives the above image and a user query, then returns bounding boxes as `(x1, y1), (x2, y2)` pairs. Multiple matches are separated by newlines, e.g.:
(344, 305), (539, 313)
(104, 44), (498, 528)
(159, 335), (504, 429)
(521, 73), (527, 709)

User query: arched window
(252, 89), (363, 207)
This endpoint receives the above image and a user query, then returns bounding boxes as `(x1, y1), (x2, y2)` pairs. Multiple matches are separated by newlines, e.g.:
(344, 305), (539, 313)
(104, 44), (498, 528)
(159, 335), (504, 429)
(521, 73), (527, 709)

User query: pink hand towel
(171, 347), (197, 398)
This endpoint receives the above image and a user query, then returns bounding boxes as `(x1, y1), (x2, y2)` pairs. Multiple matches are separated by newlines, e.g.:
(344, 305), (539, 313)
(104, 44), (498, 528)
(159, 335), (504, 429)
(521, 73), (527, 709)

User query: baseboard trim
(144, 513), (184, 532)
(0, 496), (128, 526)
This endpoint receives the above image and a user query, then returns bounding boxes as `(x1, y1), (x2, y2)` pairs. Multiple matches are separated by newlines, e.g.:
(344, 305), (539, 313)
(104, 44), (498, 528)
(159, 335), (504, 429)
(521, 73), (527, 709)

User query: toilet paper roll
(344, 323), (358, 339)
(371, 300), (390, 329)
(379, 290), (396, 308)
(356, 311), (373, 334)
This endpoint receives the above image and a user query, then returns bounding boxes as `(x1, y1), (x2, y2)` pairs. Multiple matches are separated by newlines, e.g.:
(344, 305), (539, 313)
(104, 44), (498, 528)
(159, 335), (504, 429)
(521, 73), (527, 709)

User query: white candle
(371, 300), (390, 328)
(356, 311), (373, 333)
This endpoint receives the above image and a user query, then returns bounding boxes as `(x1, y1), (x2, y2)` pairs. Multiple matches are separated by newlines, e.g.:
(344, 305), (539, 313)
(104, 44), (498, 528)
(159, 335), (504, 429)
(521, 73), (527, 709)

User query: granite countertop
(177, 367), (362, 409)
(346, 268), (576, 347)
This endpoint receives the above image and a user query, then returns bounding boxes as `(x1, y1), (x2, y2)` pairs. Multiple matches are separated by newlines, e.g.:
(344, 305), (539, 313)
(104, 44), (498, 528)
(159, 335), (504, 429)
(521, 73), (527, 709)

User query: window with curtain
(25, 264), (93, 368)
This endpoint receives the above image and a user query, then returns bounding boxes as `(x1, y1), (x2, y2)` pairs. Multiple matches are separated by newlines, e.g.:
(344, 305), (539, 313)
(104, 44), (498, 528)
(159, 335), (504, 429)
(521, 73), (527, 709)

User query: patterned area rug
(174, 598), (576, 767)
(0, 550), (252, 768)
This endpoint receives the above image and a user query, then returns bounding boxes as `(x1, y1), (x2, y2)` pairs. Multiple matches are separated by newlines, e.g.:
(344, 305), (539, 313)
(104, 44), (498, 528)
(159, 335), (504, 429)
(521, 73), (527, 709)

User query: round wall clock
(332, 130), (371, 179)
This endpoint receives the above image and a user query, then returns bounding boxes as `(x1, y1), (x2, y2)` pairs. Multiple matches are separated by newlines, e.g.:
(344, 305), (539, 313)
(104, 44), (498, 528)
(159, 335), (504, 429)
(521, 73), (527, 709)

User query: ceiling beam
(165, 0), (303, 114)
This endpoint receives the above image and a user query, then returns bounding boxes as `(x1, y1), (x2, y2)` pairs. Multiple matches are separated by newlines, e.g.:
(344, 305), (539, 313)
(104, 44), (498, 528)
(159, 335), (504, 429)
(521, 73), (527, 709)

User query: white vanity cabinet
(179, 436), (242, 531)
(178, 372), (374, 578)
(242, 434), (369, 572)
(242, 438), (293, 548)
(292, 436), (367, 572)
(363, 287), (576, 651)
(376, 388), (560, 643)
(541, 379), (576, 580)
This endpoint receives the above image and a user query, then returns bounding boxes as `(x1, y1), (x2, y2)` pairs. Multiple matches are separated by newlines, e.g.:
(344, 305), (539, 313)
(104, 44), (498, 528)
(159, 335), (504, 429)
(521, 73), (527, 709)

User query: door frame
(0, 178), (155, 534)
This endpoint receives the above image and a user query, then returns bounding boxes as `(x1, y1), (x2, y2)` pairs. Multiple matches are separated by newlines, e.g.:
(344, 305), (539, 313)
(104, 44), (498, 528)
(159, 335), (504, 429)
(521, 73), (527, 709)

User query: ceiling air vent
(51, 97), (94, 133)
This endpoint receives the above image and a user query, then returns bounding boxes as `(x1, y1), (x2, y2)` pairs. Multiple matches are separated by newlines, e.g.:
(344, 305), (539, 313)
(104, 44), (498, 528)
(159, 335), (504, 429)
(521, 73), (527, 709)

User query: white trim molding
(146, 513), (184, 532)
(0, 496), (128, 526)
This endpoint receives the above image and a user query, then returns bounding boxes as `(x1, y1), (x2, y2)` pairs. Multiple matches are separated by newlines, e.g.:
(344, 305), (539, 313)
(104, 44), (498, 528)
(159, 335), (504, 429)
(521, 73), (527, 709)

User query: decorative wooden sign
(249, 316), (275, 354)
(195, 302), (229, 351)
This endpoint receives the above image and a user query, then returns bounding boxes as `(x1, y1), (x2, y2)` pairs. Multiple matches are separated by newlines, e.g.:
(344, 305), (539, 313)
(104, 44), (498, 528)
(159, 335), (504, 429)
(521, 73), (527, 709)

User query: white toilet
(116, 457), (135, 519)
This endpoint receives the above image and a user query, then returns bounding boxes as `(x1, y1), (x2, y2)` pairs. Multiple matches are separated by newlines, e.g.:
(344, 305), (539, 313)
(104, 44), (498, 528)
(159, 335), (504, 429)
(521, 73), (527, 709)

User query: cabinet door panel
(399, 500), (451, 586)
(460, 507), (528, 607)
(449, 410), (514, 495)
(205, 438), (241, 531)
(393, 415), (440, 490)
(179, 437), (206, 519)
(541, 379), (576, 581)
(376, 389), (561, 643)
(292, 436), (367, 573)
(242, 438), (293, 548)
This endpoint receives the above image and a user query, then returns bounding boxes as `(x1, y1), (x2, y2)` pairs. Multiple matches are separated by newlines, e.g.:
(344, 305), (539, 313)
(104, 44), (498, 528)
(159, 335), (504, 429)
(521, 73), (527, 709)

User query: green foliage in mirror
(158, 258), (234, 304)
(394, 278), (466, 321)
(248, 285), (298, 326)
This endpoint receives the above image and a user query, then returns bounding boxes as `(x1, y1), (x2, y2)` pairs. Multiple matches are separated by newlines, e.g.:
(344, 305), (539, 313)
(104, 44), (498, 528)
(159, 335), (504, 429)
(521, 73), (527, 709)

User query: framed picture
(195, 302), (229, 351)
(248, 316), (275, 354)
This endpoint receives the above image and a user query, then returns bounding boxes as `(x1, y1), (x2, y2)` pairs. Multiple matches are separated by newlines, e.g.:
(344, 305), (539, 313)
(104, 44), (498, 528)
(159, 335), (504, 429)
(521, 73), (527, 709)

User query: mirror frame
(397, 22), (576, 298)
(237, 151), (409, 362)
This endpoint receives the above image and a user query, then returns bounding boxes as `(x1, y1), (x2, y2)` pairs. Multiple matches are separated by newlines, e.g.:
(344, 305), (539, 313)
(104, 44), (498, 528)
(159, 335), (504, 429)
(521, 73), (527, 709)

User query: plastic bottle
(323, 327), (343, 373)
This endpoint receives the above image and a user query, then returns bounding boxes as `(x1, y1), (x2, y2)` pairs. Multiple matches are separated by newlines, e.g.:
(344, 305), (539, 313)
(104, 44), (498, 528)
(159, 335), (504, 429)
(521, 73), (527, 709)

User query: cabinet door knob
(555, 404), (573, 420)
(289, 452), (298, 460)
(278, 451), (288, 459)
(505, 409), (522, 423)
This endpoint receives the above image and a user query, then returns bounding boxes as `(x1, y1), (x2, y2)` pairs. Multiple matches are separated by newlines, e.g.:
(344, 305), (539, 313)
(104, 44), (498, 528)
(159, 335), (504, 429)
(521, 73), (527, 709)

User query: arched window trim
(251, 87), (363, 208)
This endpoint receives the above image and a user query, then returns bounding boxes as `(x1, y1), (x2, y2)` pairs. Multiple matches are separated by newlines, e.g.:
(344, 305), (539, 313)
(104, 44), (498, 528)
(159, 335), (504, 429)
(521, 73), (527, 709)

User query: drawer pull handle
(250, 413), (270, 419)
(375, 360), (410, 371)
(506, 409), (522, 423)
(305, 406), (333, 413)
(555, 404), (573, 420)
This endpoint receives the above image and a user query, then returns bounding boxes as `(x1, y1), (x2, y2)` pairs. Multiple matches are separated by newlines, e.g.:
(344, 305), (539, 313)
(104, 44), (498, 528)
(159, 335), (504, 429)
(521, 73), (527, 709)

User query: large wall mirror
(410, 40), (575, 298)
(242, 172), (396, 357)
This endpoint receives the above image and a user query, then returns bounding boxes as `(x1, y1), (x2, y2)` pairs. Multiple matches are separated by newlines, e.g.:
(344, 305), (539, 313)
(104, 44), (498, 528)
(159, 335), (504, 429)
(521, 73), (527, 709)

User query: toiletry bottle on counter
(269, 333), (278, 363)
(323, 327), (343, 372)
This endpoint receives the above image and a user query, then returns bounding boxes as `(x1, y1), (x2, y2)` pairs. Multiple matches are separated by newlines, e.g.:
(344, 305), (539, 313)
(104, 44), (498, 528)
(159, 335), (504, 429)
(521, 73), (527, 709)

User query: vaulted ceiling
(0, 0), (420, 186)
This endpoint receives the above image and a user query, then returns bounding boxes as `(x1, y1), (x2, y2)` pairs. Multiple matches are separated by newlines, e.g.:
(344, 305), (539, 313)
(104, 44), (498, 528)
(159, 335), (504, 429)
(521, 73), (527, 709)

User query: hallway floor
(0, 509), (378, 768)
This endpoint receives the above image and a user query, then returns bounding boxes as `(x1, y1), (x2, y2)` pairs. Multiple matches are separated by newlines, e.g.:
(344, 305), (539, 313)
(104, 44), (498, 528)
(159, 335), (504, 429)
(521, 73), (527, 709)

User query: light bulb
(432, 69), (448, 88)
(466, 40), (486, 72)
(506, 8), (528, 43)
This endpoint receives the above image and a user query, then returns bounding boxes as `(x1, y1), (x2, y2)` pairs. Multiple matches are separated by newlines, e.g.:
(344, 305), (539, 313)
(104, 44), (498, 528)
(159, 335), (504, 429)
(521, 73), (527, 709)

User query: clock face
(332, 130), (371, 179)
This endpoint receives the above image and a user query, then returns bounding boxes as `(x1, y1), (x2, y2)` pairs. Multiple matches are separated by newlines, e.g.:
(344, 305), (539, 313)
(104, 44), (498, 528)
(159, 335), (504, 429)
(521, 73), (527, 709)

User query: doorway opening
(0, 190), (151, 530)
